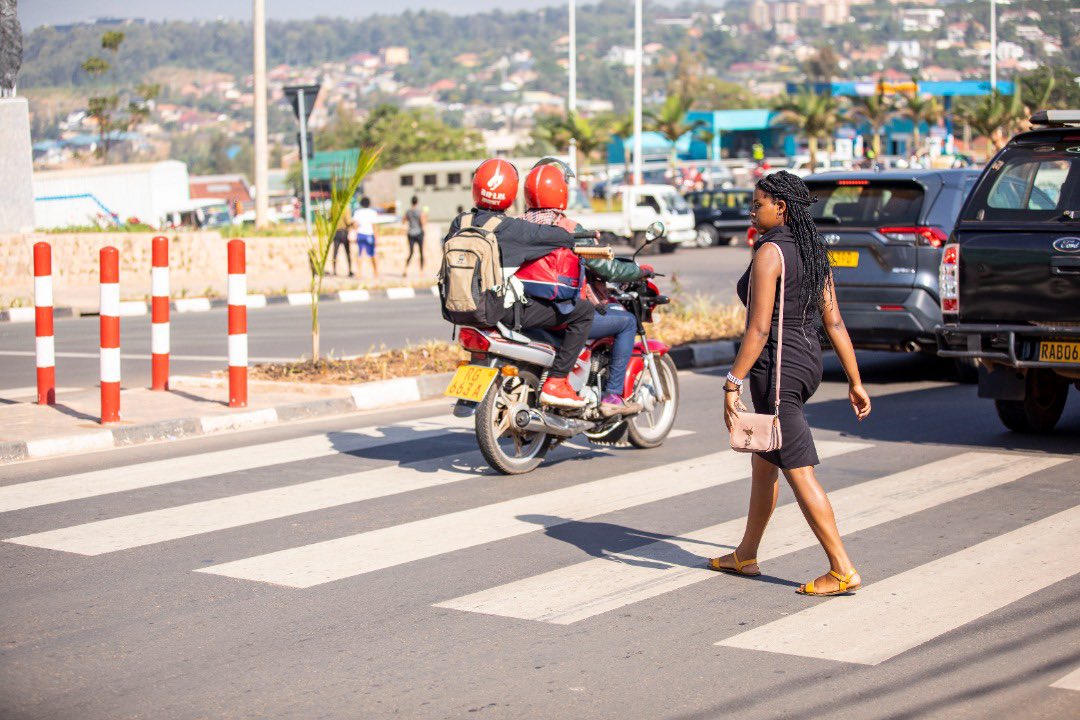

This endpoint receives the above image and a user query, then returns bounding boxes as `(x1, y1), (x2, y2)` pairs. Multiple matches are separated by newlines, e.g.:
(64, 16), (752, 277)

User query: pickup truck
(567, 184), (695, 254)
(935, 110), (1080, 432)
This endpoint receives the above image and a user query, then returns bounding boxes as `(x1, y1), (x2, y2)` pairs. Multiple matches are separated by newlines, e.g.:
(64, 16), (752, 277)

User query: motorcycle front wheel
(475, 370), (553, 475)
(627, 354), (680, 448)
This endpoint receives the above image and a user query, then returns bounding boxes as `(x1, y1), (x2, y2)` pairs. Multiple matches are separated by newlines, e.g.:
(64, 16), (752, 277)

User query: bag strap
(746, 241), (786, 416)
(459, 212), (474, 230)
(480, 215), (504, 233)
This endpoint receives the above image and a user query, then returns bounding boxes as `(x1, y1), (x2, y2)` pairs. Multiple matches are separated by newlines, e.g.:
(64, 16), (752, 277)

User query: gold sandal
(707, 550), (761, 577)
(796, 568), (861, 596)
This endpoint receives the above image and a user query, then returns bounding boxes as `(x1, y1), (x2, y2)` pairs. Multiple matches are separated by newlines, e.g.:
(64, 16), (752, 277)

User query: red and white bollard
(151, 236), (169, 390)
(227, 239), (247, 408)
(33, 242), (55, 405)
(99, 246), (121, 423)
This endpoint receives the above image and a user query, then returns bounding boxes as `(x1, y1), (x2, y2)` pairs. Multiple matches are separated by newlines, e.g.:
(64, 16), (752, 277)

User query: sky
(19, 0), (579, 29)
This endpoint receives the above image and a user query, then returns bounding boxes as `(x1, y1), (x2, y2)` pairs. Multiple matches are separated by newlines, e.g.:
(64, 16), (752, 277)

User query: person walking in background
(403, 195), (426, 277)
(353, 196), (379, 279)
(331, 199), (354, 277)
(709, 170), (872, 596)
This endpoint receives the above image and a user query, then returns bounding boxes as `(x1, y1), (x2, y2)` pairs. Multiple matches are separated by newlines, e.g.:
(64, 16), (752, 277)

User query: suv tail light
(940, 243), (960, 314)
(458, 328), (491, 353)
(878, 226), (949, 248)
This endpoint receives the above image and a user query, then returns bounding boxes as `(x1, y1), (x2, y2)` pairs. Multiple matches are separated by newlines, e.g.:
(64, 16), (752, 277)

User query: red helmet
(472, 158), (519, 211)
(524, 161), (569, 211)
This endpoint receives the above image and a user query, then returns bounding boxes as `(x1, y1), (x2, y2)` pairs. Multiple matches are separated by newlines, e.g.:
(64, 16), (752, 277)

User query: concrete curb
(0, 371), (455, 465)
(0, 339), (737, 464)
(0, 286), (440, 321)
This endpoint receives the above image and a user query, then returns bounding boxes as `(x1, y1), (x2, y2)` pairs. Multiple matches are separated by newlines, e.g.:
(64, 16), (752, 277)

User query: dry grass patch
(250, 341), (466, 384)
(652, 294), (745, 346)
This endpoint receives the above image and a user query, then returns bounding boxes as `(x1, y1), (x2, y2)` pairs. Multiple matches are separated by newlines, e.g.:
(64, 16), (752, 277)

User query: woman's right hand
(724, 389), (746, 433)
(849, 383), (871, 421)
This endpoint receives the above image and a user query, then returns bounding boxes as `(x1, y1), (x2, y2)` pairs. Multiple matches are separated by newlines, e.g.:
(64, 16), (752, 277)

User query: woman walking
(709, 170), (872, 596)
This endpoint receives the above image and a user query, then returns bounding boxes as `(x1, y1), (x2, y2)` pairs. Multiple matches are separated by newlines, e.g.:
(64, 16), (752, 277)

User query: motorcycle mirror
(645, 221), (665, 242)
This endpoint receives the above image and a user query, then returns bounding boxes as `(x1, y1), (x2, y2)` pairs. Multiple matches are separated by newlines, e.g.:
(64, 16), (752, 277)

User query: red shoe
(540, 376), (586, 408)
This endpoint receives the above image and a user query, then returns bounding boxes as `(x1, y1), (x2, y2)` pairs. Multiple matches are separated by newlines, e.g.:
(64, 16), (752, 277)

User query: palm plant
(849, 91), (896, 159)
(772, 91), (841, 173)
(696, 127), (716, 161)
(645, 94), (705, 169)
(900, 93), (944, 158)
(308, 146), (381, 361)
(565, 112), (607, 169)
(954, 86), (1024, 156)
(612, 112), (636, 175)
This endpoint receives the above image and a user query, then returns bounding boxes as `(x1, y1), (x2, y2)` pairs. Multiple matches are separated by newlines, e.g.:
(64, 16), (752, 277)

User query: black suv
(936, 110), (1080, 432)
(685, 188), (753, 247)
(805, 169), (982, 364)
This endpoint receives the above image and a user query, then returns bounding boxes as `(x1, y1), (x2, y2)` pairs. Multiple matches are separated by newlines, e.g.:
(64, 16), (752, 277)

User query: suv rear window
(807, 181), (925, 226)
(962, 142), (1080, 222)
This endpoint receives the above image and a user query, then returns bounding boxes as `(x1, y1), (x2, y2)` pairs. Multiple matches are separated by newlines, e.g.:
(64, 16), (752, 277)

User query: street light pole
(990, 0), (997, 91)
(568, 0), (577, 177)
(297, 89), (313, 238)
(253, 0), (269, 228)
(632, 0), (643, 186)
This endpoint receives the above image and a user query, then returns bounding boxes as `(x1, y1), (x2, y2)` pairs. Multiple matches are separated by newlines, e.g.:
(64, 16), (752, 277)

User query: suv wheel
(994, 369), (1068, 433)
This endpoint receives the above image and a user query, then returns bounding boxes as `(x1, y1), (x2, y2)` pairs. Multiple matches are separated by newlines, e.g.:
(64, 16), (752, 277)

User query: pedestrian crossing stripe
(6, 444), (605, 555)
(1050, 666), (1080, 692)
(193, 440), (869, 588)
(0, 414), (467, 513)
(435, 452), (1069, 624)
(716, 503), (1080, 665)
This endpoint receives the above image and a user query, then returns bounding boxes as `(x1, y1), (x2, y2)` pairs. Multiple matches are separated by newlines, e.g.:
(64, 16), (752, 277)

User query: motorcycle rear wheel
(476, 371), (553, 475)
(627, 354), (680, 448)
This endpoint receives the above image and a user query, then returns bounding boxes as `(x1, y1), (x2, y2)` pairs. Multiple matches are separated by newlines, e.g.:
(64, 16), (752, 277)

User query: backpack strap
(480, 215), (504, 233)
(459, 212), (474, 230)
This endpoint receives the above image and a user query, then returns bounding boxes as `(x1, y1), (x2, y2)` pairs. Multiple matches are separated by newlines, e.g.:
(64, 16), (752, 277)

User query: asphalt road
(1, 353), (1078, 720)
(0, 245), (752, 394)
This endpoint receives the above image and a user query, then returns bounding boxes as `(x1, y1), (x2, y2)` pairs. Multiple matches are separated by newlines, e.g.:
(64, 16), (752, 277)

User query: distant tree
(79, 31), (157, 162)
(317, 104), (481, 169)
(955, 86), (1025, 156)
(849, 91), (896, 158)
(773, 90), (841, 172)
(645, 94), (704, 169)
(804, 46), (840, 86)
(899, 93), (943, 157)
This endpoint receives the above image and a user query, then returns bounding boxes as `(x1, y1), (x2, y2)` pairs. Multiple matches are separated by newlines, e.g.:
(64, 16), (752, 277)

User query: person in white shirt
(353, 196), (379, 278)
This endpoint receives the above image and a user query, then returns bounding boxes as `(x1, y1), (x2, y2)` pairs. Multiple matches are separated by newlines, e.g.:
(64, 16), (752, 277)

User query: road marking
(0, 414), (467, 513)
(7, 450), (506, 555)
(1050, 666), (1080, 692)
(194, 440), (866, 588)
(716, 503), (1080, 665)
(436, 451), (1065, 624)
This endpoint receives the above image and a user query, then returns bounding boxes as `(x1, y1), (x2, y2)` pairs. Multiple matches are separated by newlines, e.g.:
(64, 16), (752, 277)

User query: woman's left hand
(724, 390), (747, 433)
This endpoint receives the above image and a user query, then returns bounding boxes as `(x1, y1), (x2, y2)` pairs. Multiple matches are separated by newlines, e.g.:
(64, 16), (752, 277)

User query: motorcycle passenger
(444, 158), (596, 409)
(521, 158), (651, 417)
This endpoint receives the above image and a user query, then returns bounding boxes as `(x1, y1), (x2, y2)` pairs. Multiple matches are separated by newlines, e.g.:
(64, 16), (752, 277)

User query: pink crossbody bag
(730, 241), (785, 454)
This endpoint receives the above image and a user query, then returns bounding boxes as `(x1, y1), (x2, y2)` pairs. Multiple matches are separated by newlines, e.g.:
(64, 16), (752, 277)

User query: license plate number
(1038, 341), (1080, 364)
(444, 365), (499, 402)
(829, 250), (859, 268)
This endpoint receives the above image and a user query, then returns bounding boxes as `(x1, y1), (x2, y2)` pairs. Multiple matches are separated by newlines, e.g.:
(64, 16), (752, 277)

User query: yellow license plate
(1038, 341), (1080, 364)
(829, 250), (859, 268)
(444, 365), (499, 402)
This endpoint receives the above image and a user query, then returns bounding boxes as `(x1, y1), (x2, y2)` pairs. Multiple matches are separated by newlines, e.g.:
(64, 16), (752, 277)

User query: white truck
(566, 184), (695, 254)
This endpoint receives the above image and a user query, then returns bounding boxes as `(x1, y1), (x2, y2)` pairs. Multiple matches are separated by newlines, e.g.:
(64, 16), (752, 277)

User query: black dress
(736, 225), (823, 469)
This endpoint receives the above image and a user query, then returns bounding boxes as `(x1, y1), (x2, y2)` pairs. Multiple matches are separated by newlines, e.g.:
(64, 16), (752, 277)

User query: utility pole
(990, 0), (997, 90)
(253, 0), (269, 228)
(632, 0), (643, 186)
(568, 0), (577, 178)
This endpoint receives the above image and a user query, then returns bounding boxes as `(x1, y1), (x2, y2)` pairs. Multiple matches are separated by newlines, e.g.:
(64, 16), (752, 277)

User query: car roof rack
(1029, 110), (1080, 127)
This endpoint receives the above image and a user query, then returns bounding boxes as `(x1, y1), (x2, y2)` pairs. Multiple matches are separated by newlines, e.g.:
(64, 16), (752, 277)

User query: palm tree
(565, 112), (608, 169)
(696, 127), (716, 161)
(772, 91), (841, 173)
(645, 94), (705, 169)
(612, 112), (635, 176)
(954, 86), (1024, 156)
(849, 91), (896, 159)
(900, 93), (943, 158)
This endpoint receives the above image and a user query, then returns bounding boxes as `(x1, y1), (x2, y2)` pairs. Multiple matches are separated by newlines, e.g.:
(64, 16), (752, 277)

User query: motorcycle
(445, 222), (680, 474)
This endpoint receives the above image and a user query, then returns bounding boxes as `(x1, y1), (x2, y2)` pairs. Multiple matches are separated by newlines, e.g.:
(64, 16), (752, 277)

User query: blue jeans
(588, 305), (637, 395)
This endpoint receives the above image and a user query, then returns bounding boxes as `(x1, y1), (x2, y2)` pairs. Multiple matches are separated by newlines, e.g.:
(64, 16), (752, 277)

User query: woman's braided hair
(756, 170), (832, 325)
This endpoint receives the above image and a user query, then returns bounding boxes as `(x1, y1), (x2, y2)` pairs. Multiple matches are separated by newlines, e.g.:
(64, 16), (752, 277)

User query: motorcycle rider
(444, 158), (595, 409)
(521, 158), (651, 417)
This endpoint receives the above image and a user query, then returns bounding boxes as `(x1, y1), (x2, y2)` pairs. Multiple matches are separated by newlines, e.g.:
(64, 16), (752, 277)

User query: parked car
(685, 188), (753, 247)
(805, 168), (983, 375)
(936, 109), (1080, 432)
(567, 184), (695, 254)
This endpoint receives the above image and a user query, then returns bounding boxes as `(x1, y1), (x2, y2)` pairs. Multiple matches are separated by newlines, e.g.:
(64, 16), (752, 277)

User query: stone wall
(0, 225), (443, 310)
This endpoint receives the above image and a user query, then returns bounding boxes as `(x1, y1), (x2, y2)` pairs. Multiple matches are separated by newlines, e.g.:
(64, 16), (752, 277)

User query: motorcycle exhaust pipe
(514, 408), (592, 438)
